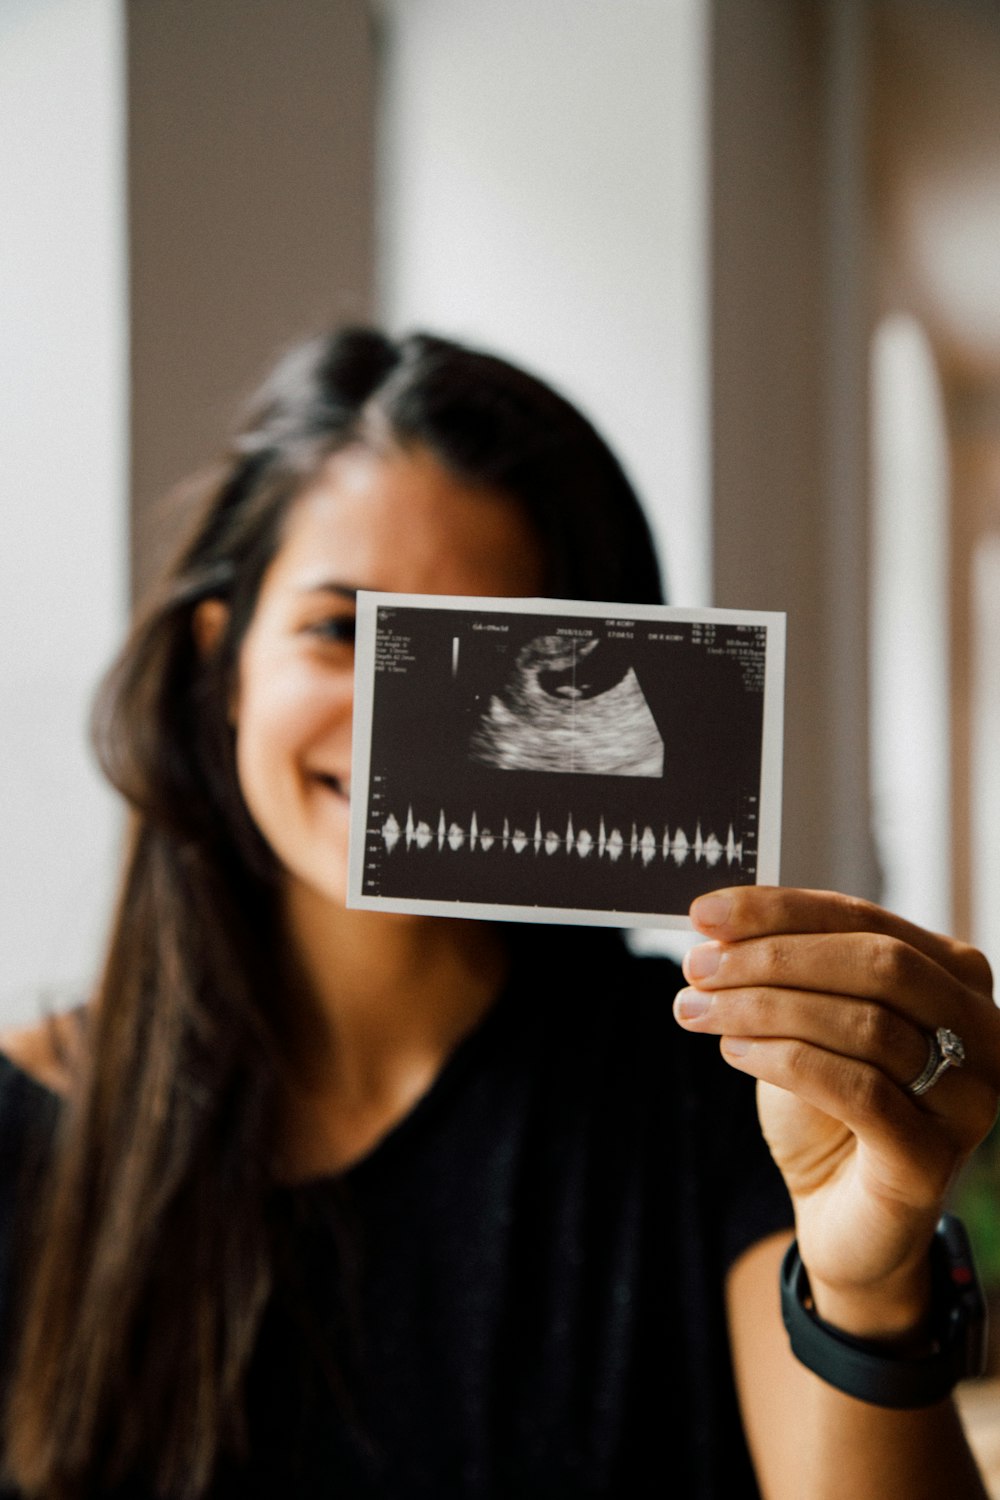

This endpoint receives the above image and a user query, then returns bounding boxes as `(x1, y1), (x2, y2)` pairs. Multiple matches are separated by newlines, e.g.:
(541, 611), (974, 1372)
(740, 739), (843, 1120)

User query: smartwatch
(780, 1214), (988, 1409)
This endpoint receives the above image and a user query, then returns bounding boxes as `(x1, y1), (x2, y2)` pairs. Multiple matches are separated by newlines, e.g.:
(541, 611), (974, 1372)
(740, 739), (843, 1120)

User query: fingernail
(684, 942), (722, 981)
(674, 988), (711, 1020)
(691, 894), (732, 929)
(721, 1037), (751, 1057)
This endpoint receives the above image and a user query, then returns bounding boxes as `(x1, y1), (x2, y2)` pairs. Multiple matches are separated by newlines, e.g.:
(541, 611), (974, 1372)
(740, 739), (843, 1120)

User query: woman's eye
(307, 616), (356, 645)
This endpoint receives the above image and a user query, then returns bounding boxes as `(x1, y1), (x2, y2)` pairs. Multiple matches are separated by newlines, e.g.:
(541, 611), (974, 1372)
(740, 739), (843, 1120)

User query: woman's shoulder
(0, 1013), (80, 1101)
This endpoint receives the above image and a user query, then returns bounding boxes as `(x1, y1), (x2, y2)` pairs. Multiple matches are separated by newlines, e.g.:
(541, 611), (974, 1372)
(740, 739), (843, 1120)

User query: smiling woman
(0, 330), (996, 1500)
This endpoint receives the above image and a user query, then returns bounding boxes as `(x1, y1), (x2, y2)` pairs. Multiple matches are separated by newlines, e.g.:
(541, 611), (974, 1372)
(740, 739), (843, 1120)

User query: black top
(0, 929), (792, 1498)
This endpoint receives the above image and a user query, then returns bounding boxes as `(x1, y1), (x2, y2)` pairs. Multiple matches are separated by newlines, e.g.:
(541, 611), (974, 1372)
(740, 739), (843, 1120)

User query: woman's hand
(674, 887), (1000, 1337)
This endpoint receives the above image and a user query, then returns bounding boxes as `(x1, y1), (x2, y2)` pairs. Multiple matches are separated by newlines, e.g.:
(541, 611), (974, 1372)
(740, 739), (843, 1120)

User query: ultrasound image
(352, 599), (780, 923)
(469, 634), (664, 776)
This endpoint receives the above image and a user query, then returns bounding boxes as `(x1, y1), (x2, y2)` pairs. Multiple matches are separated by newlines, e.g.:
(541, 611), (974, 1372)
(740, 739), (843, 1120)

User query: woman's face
(230, 442), (545, 911)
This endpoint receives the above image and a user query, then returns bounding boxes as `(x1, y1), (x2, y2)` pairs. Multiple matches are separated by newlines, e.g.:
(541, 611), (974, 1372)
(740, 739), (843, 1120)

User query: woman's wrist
(780, 1218), (988, 1408)
(807, 1261), (934, 1351)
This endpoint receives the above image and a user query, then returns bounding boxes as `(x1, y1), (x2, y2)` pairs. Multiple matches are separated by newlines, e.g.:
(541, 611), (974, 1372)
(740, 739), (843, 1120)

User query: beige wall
(127, 0), (377, 597)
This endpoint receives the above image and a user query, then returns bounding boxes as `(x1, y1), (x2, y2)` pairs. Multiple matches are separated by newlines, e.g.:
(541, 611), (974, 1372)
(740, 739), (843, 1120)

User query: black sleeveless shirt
(0, 929), (792, 1497)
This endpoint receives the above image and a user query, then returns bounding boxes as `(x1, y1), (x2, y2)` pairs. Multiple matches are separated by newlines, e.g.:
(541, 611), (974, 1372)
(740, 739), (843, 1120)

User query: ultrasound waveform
(375, 808), (744, 867)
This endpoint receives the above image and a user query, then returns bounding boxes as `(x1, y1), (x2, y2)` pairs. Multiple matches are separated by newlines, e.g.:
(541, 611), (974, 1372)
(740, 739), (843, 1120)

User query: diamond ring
(907, 1027), (966, 1097)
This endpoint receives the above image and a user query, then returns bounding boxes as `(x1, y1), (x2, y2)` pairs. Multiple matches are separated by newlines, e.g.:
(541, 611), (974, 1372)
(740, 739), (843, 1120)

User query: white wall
(869, 315), (951, 933)
(973, 533), (1000, 974)
(0, 0), (127, 1021)
(376, 0), (710, 608)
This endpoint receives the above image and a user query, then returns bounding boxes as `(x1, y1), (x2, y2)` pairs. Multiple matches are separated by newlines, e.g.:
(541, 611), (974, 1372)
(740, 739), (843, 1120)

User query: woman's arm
(674, 887), (999, 1500)
(726, 1231), (989, 1500)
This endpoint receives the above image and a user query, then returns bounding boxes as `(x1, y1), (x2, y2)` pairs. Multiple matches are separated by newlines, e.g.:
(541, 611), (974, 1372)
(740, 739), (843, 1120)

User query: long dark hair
(5, 330), (664, 1497)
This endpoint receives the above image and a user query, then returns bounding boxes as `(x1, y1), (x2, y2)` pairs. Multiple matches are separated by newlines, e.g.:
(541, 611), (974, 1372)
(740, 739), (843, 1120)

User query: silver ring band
(908, 1026), (966, 1097)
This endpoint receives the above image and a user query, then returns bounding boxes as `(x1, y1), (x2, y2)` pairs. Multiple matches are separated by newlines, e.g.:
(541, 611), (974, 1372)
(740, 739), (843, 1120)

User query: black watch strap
(779, 1214), (988, 1409)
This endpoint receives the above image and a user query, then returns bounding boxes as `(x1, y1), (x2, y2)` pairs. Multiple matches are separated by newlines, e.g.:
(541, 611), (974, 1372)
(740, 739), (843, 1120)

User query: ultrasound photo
(469, 634), (664, 776)
(347, 594), (785, 929)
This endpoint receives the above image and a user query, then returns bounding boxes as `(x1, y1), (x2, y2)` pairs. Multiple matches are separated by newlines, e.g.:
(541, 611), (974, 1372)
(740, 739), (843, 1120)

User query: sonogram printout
(347, 594), (785, 929)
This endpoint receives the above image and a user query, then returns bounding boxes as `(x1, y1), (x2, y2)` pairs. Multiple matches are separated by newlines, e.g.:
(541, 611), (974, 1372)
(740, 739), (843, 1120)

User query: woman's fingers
(680, 889), (1000, 1102)
(674, 982), (927, 1088)
(714, 1036), (962, 1205)
(673, 983), (999, 1142)
(689, 886), (994, 997)
(681, 930), (975, 1030)
(676, 886), (1000, 1150)
(677, 889), (1000, 1303)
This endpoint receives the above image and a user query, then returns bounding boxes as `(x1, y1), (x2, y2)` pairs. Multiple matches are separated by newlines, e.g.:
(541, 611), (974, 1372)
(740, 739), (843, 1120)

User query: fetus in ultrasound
(469, 634), (664, 775)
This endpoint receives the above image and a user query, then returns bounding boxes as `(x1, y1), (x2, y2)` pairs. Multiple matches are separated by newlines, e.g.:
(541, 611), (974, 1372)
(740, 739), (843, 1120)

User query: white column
(869, 315), (951, 933)
(972, 533), (1000, 974)
(376, 0), (711, 607)
(0, 0), (128, 1020)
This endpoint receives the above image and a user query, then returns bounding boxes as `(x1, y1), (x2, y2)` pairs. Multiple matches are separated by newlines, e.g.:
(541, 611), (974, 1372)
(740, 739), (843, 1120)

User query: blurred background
(2, 0), (1000, 1408)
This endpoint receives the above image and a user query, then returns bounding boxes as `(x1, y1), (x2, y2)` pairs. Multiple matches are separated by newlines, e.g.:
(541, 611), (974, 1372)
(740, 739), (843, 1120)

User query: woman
(0, 329), (996, 1498)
